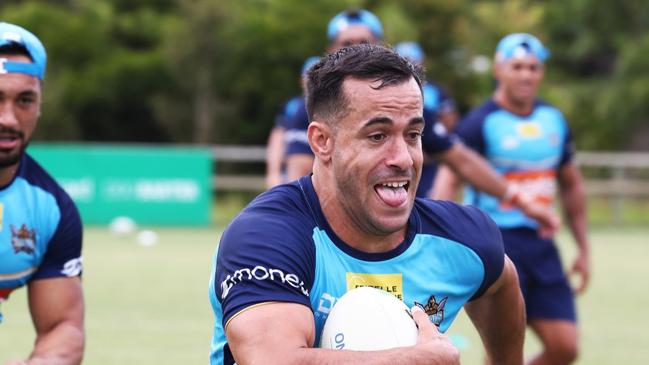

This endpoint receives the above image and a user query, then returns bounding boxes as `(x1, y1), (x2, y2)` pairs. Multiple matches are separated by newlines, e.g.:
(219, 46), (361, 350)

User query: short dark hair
(305, 43), (424, 125)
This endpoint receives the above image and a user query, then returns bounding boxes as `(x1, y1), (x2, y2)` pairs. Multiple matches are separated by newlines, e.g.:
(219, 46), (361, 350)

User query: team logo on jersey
(414, 294), (448, 326)
(516, 121), (542, 138)
(10, 224), (36, 254)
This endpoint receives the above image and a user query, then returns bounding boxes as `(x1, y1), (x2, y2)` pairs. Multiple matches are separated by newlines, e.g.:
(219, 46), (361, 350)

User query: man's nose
(386, 137), (414, 171)
(0, 103), (19, 128)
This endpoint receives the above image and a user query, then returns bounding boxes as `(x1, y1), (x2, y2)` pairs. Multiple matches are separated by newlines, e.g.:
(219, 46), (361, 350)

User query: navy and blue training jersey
(274, 96), (304, 129)
(209, 175), (505, 364)
(455, 99), (574, 229)
(282, 96), (312, 157)
(417, 82), (457, 198)
(0, 153), (83, 319)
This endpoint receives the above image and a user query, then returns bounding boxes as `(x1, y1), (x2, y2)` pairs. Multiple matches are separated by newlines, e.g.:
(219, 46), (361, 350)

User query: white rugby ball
(319, 287), (418, 350)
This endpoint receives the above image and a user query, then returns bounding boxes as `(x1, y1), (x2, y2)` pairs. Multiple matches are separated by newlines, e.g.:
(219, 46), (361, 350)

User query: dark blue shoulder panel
(21, 154), (83, 279)
(454, 99), (501, 155)
(215, 182), (318, 326)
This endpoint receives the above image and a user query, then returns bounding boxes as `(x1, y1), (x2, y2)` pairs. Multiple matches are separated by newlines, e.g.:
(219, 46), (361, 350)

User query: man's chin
(0, 149), (25, 168)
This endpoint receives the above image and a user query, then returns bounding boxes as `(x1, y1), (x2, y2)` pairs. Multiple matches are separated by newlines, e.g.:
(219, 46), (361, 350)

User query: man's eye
(369, 133), (386, 142)
(407, 131), (422, 140)
(18, 97), (35, 106)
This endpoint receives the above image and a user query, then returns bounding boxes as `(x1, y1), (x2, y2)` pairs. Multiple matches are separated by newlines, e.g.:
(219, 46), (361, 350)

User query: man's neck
(311, 173), (406, 253)
(493, 89), (534, 116)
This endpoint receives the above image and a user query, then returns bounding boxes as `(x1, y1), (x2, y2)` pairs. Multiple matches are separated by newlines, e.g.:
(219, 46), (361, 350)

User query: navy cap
(327, 9), (383, 41)
(495, 33), (549, 63)
(0, 22), (47, 80)
(301, 56), (320, 75)
(395, 42), (425, 65)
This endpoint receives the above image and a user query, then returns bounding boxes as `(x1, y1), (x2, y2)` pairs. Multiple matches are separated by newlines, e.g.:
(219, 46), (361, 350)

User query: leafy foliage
(1, 0), (647, 149)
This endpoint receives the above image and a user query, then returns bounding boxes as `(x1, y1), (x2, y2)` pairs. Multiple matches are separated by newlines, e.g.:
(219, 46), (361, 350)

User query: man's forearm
(29, 321), (84, 365)
(465, 259), (525, 365)
(560, 184), (589, 252)
(440, 144), (508, 199)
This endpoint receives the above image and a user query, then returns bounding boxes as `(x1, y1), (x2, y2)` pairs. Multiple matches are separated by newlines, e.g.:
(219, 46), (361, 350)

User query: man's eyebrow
(361, 116), (425, 129)
(362, 116), (393, 128)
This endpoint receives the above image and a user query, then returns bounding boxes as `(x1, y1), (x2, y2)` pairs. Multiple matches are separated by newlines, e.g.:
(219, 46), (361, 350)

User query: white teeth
(381, 181), (407, 188)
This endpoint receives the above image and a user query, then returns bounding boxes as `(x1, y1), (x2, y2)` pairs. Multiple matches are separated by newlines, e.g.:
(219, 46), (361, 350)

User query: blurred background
(1, 0), (648, 364)
(1, 0), (648, 225)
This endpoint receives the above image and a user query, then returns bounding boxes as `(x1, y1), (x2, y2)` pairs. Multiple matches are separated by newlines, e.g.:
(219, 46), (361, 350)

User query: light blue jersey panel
(310, 227), (484, 347)
(209, 250), (228, 365)
(463, 104), (568, 228)
(0, 177), (60, 290)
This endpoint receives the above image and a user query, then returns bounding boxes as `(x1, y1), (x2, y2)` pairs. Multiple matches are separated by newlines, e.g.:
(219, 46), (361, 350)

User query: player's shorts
(500, 227), (576, 323)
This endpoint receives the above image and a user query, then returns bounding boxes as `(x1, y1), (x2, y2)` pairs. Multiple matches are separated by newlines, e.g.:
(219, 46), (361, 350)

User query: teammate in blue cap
(278, 8), (385, 184)
(434, 33), (590, 365)
(395, 41), (458, 198)
(0, 22), (84, 364)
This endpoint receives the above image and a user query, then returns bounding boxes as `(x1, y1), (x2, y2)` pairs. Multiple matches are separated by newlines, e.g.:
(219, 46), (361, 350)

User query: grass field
(1, 223), (648, 364)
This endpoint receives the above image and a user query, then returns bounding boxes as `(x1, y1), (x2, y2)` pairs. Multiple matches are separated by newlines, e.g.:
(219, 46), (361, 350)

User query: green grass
(1, 225), (648, 364)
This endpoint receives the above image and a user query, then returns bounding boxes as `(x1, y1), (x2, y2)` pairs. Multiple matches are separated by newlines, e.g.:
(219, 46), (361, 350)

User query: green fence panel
(28, 143), (212, 226)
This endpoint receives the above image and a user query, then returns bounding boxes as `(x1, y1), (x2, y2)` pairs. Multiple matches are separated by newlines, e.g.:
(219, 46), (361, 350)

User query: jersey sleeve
(31, 191), (83, 280)
(454, 110), (487, 155)
(213, 189), (316, 327)
(460, 205), (505, 300)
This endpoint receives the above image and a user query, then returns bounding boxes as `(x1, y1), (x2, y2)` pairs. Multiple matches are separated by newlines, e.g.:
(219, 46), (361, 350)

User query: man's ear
(308, 121), (334, 163)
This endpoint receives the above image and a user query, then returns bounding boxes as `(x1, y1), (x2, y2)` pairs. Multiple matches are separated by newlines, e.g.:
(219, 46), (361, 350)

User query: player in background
(209, 43), (526, 365)
(282, 8), (384, 181)
(265, 56), (320, 188)
(433, 33), (590, 365)
(281, 9), (558, 234)
(395, 41), (459, 198)
(0, 22), (84, 365)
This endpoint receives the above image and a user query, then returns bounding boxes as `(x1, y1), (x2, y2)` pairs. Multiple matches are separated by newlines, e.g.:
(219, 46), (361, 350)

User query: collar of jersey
(297, 175), (419, 262)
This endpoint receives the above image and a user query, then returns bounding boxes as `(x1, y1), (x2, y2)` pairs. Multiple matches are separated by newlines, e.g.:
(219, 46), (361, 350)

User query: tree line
(2, 0), (648, 150)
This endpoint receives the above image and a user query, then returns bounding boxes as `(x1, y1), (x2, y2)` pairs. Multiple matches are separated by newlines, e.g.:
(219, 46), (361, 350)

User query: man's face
(328, 77), (424, 236)
(0, 54), (41, 167)
(329, 25), (379, 52)
(495, 55), (544, 106)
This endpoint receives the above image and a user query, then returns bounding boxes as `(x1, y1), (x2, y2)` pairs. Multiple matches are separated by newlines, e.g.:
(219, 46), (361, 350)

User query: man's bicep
(226, 302), (315, 364)
(28, 277), (84, 333)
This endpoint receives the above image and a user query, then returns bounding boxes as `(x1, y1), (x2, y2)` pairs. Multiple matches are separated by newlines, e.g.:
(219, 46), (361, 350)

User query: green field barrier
(28, 143), (212, 226)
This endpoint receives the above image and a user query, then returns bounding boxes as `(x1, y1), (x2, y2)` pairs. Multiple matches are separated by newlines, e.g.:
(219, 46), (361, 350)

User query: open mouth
(374, 180), (410, 207)
(0, 134), (21, 150)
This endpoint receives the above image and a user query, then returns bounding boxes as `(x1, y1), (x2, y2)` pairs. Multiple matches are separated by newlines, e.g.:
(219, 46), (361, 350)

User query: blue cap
(394, 42), (425, 65)
(301, 56), (320, 75)
(495, 33), (549, 63)
(0, 22), (47, 80)
(327, 9), (383, 41)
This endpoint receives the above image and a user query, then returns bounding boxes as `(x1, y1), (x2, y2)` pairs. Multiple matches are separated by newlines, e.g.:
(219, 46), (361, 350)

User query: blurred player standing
(282, 8), (384, 180)
(434, 33), (590, 365)
(0, 22), (84, 365)
(395, 41), (459, 198)
(265, 56), (319, 188)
